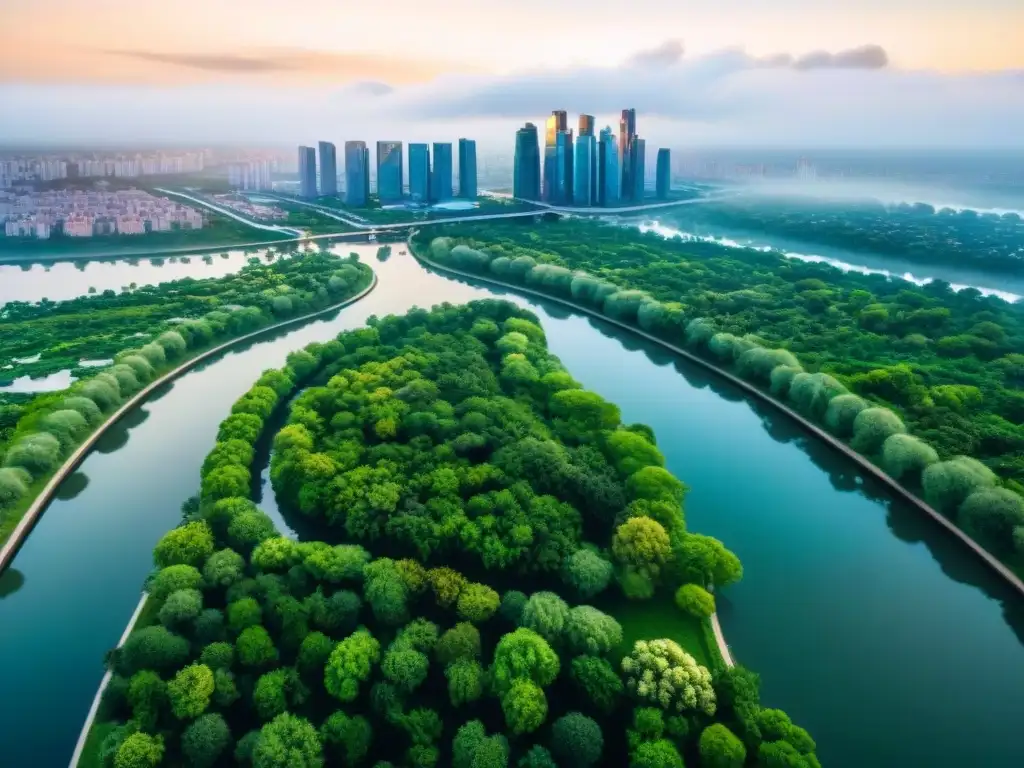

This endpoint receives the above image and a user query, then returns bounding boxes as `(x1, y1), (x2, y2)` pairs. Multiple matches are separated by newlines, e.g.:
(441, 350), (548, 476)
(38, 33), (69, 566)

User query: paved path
(710, 613), (735, 667)
(154, 188), (307, 237)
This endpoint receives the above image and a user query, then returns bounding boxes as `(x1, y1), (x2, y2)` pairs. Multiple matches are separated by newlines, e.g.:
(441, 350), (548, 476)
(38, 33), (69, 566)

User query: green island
(0, 253), (373, 548)
(81, 300), (817, 768)
(415, 219), (1024, 574)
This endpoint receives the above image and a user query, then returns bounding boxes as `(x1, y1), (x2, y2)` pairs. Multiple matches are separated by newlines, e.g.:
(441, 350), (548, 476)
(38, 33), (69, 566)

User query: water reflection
(0, 569), (25, 599)
(55, 472), (90, 502)
(94, 407), (151, 453)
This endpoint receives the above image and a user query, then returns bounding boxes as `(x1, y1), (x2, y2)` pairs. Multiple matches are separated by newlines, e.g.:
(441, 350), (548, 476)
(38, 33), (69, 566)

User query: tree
(253, 713), (323, 768)
(113, 733), (164, 768)
(158, 588), (203, 630)
(382, 646), (430, 693)
(675, 583), (715, 618)
(3, 433), (61, 475)
(621, 639), (716, 715)
(167, 663), (215, 719)
(303, 544), (370, 583)
(499, 590), (528, 625)
(227, 596), (262, 632)
(823, 394), (869, 437)
(605, 429), (664, 477)
(612, 517), (671, 591)
(517, 745), (558, 768)
(960, 488), (1024, 549)
(320, 711), (372, 765)
(436, 622), (481, 666)
(199, 642), (234, 670)
(630, 740), (684, 768)
(306, 588), (362, 635)
(149, 564), (203, 600)
(325, 629), (381, 702)
(236, 625), (279, 668)
(881, 434), (938, 481)
(850, 407), (906, 454)
(116, 626), (190, 676)
(564, 605), (623, 655)
(457, 583), (501, 623)
(922, 456), (998, 512)
(0, 467), (29, 508)
(519, 592), (570, 643)
(491, 628), (560, 694)
(127, 671), (166, 732)
(153, 521), (214, 568)
(297, 631), (335, 678)
(447, 659), (485, 706)
(699, 724), (746, 768)
(570, 655), (623, 714)
(550, 713), (603, 767)
(203, 548), (246, 588)
(182, 713), (232, 768)
(561, 549), (614, 599)
(501, 679), (548, 734)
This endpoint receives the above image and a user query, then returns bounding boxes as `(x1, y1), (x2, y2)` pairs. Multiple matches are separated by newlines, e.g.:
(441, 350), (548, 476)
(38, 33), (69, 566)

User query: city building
(619, 108), (638, 201)
(514, 123), (541, 201)
(376, 141), (404, 201)
(432, 143), (453, 201)
(598, 127), (620, 206)
(656, 148), (671, 199)
(228, 160), (272, 191)
(578, 114), (595, 137)
(797, 157), (818, 181)
(298, 146), (318, 198)
(554, 130), (574, 205)
(318, 141), (338, 197)
(543, 110), (568, 203)
(344, 141), (370, 206)
(573, 134), (594, 207)
(409, 143), (431, 203)
(458, 139), (477, 199)
(631, 138), (647, 201)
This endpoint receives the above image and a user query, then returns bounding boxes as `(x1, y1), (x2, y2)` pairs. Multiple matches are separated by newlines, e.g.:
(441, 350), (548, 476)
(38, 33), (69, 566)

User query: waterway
(0, 246), (1023, 767)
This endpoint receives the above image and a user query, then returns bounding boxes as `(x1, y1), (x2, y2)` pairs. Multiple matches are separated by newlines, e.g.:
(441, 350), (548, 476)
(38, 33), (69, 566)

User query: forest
(415, 218), (1024, 572)
(0, 252), (373, 546)
(87, 300), (818, 768)
(658, 195), (1024, 273)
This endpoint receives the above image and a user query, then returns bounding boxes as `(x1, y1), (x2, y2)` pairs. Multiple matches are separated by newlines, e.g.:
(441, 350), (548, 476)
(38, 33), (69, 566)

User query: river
(0, 246), (1023, 768)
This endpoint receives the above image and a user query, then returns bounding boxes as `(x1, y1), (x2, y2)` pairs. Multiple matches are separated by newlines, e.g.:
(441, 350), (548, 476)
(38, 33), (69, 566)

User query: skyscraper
(555, 130), (573, 205)
(318, 141), (337, 197)
(298, 145), (317, 198)
(632, 138), (647, 201)
(432, 142), (453, 201)
(578, 114), (595, 137)
(598, 127), (620, 207)
(344, 141), (369, 207)
(619, 108), (637, 200)
(409, 143), (431, 203)
(543, 110), (568, 203)
(656, 148), (671, 199)
(376, 141), (404, 201)
(458, 139), (477, 198)
(514, 123), (541, 201)
(573, 134), (594, 207)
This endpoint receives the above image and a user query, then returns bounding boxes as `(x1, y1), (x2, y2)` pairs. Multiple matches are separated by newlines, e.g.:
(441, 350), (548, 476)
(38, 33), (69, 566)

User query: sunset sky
(2, 0), (1022, 147)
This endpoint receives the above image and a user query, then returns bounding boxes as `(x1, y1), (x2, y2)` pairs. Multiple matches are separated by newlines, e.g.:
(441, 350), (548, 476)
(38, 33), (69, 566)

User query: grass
(600, 590), (715, 670)
(75, 721), (116, 768)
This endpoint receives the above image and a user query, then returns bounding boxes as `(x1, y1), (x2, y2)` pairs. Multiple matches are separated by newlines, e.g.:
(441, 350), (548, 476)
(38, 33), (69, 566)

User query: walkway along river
(1, 247), (1023, 767)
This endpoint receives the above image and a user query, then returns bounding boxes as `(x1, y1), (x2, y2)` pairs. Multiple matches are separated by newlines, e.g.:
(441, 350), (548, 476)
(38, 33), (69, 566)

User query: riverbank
(412, 248), (1024, 600)
(0, 272), (378, 573)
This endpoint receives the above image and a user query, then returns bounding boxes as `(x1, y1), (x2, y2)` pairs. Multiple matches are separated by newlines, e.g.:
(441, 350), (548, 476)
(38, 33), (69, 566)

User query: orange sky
(3, 0), (1022, 86)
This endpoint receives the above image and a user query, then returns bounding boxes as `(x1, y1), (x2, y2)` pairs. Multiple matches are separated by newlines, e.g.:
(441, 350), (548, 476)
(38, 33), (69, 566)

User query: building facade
(543, 110), (568, 203)
(344, 141), (369, 206)
(632, 138), (647, 201)
(409, 143), (431, 204)
(656, 148), (671, 199)
(318, 141), (338, 197)
(554, 130), (573, 206)
(298, 145), (318, 198)
(514, 123), (541, 201)
(598, 127), (620, 207)
(573, 134), (594, 207)
(376, 141), (404, 201)
(618, 108), (637, 201)
(432, 142), (453, 201)
(457, 138), (477, 199)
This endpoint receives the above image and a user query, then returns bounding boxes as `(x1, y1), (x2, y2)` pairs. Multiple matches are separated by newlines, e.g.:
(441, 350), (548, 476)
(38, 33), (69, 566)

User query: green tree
(699, 724), (747, 768)
(149, 564), (203, 600)
(320, 711), (372, 765)
(457, 583), (501, 623)
(501, 679), (548, 734)
(167, 663), (215, 719)
(674, 583), (715, 618)
(519, 592), (570, 643)
(113, 733), (164, 768)
(325, 629), (381, 702)
(550, 713), (603, 767)
(564, 605), (623, 655)
(153, 521), (214, 568)
(561, 549), (614, 599)
(447, 659), (485, 706)
(181, 713), (232, 768)
(435, 622), (481, 666)
(236, 625), (279, 668)
(253, 713), (323, 768)
(570, 655), (623, 714)
(382, 646), (430, 693)
(491, 628), (560, 694)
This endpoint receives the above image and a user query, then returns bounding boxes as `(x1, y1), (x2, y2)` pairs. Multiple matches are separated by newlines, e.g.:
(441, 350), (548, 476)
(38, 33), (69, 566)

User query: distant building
(796, 157), (818, 181)
(409, 143), (431, 203)
(656, 148), (671, 199)
(344, 141), (370, 206)
(514, 123), (541, 201)
(318, 141), (338, 197)
(543, 110), (568, 203)
(578, 114), (595, 137)
(573, 134), (594, 207)
(457, 139), (477, 199)
(597, 127), (619, 206)
(298, 146), (318, 198)
(555, 130), (573, 205)
(376, 141), (404, 201)
(432, 142), (453, 201)
(631, 138), (647, 201)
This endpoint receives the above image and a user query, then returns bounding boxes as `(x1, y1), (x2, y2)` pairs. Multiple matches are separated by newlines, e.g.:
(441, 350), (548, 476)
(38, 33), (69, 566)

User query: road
(154, 188), (307, 237)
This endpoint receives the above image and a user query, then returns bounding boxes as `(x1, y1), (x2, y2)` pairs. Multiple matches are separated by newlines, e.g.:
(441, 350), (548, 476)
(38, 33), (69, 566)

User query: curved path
(412, 250), (1024, 599)
(0, 274), (378, 574)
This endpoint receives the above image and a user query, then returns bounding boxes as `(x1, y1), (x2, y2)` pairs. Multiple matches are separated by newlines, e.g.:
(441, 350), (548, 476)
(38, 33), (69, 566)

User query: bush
(881, 434), (939, 480)
(562, 549), (614, 599)
(181, 713), (232, 768)
(850, 407), (906, 454)
(685, 318), (716, 347)
(675, 583), (715, 618)
(3, 433), (62, 475)
(570, 655), (623, 714)
(959, 488), (1024, 550)
(61, 395), (103, 425)
(501, 679), (548, 734)
(565, 605), (623, 655)
(736, 347), (799, 383)
(922, 456), (998, 512)
(119, 355), (155, 382)
(520, 592), (570, 642)
(139, 342), (167, 367)
(769, 364), (803, 397)
(0, 467), (30, 508)
(79, 379), (121, 410)
(551, 712), (603, 767)
(823, 394), (869, 437)
(621, 639), (716, 715)
(157, 330), (188, 358)
(788, 372), (847, 421)
(699, 724), (747, 768)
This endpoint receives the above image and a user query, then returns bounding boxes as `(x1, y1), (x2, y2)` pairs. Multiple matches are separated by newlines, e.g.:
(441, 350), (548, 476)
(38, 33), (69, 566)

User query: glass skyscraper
(409, 143), (431, 203)
(598, 127), (619, 207)
(457, 138), (477, 199)
(632, 138), (647, 201)
(513, 123), (541, 201)
(619, 108), (638, 201)
(298, 145), (317, 198)
(344, 141), (369, 207)
(376, 141), (404, 201)
(555, 130), (573, 205)
(656, 148), (671, 199)
(317, 141), (337, 197)
(543, 110), (568, 203)
(573, 134), (594, 207)
(578, 114), (595, 137)
(432, 143), (453, 201)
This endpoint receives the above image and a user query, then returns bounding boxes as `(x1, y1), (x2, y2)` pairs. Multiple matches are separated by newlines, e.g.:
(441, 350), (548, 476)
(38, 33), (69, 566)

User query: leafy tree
(297, 631), (335, 678)
(881, 433), (939, 480)
(630, 739), (685, 768)
(491, 628), (560, 694)
(519, 591), (570, 643)
(126, 670), (166, 732)
(457, 582), (501, 623)
(227, 597), (263, 633)
(675, 583), (715, 618)
(501, 679), (548, 734)
(116, 626), (190, 676)
(550, 712), (603, 767)
(158, 588), (203, 630)
(199, 642), (234, 670)
(203, 548), (246, 588)
(499, 590), (528, 625)
(436, 622), (482, 667)
(622, 639), (716, 715)
(181, 713), (232, 768)
(960, 488), (1024, 550)
(149, 564), (203, 600)
(447, 658), (485, 706)
(517, 745), (558, 768)
(320, 711), (373, 765)
(153, 521), (214, 568)
(306, 588), (362, 634)
(850, 407), (906, 454)
(254, 668), (309, 721)
(236, 625), (279, 668)
(922, 456), (998, 512)
(699, 723), (747, 768)
(167, 663), (215, 719)
(253, 713), (323, 768)
(562, 549), (614, 599)
(304, 544), (370, 583)
(3, 433), (61, 475)
(382, 646), (430, 693)
(113, 733), (164, 768)
(564, 605), (623, 655)
(570, 655), (623, 714)
(325, 629), (381, 702)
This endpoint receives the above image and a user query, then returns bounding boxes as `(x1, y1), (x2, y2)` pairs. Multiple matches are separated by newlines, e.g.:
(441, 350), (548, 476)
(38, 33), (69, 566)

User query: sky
(2, 0), (1023, 149)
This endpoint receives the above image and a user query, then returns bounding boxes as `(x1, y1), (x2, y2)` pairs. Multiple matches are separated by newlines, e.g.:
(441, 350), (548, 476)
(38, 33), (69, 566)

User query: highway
(154, 188), (308, 237)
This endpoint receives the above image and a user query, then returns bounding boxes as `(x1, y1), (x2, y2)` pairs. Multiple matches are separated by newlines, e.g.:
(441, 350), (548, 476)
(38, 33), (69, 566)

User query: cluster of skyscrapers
(514, 109), (671, 206)
(297, 139), (477, 207)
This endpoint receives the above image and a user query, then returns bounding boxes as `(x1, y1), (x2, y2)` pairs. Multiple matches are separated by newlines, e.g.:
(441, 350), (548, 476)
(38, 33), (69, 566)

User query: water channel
(0, 246), (1023, 767)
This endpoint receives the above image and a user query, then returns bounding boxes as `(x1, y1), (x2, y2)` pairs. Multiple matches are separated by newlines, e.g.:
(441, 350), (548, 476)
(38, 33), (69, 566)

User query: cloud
(792, 44), (889, 70)
(627, 40), (685, 69)
(103, 50), (288, 73)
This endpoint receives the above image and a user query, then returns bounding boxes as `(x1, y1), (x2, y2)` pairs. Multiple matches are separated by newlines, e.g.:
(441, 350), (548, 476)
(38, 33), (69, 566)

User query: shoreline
(0, 272), (378, 575)
(412, 249), (1024, 601)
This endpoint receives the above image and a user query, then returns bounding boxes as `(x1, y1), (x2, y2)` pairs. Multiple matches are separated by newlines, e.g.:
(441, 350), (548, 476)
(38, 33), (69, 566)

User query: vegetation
(87, 300), (816, 767)
(417, 220), (1024, 572)
(0, 252), (373, 546)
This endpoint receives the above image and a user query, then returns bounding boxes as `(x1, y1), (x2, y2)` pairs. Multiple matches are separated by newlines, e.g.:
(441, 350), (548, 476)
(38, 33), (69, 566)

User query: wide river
(1, 245), (1023, 767)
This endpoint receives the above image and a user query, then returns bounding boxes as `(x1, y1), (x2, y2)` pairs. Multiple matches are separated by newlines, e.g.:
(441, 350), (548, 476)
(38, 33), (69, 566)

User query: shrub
(0, 467), (31, 508)
(119, 355), (155, 382)
(699, 724), (746, 768)
(501, 679), (548, 734)
(621, 639), (716, 715)
(562, 549), (614, 599)
(40, 410), (89, 451)
(881, 434), (939, 480)
(675, 583), (715, 618)
(61, 395), (103, 425)
(519, 592), (570, 642)
(551, 712), (603, 767)
(769, 364), (803, 397)
(139, 342), (167, 367)
(570, 655), (623, 714)
(685, 318), (716, 347)
(3, 433), (62, 475)
(823, 394), (869, 437)
(736, 347), (799, 383)
(565, 605), (623, 655)
(181, 713), (232, 768)
(959, 488), (1024, 549)
(788, 372), (847, 421)
(922, 456), (998, 512)
(850, 407), (906, 454)
(79, 379), (121, 410)
(157, 330), (188, 358)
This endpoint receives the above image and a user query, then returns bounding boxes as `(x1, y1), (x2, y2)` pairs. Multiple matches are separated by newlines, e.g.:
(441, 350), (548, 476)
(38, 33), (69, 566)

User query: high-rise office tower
(598, 127), (620, 207)
(573, 134), (594, 207)
(344, 141), (369, 206)
(409, 143), (431, 203)
(555, 130), (574, 205)
(619, 108), (637, 200)
(432, 142), (453, 201)
(543, 110), (568, 203)
(457, 139), (477, 198)
(318, 141), (337, 197)
(578, 114), (595, 137)
(656, 148), (671, 199)
(376, 141), (404, 201)
(514, 123), (541, 201)
(298, 145), (317, 198)
(632, 138), (647, 201)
